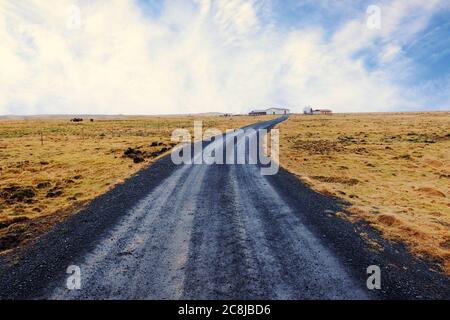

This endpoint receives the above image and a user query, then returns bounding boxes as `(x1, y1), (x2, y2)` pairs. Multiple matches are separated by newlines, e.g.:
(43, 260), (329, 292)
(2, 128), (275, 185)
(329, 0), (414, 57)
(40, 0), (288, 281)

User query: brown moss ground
(0, 115), (273, 252)
(276, 112), (450, 273)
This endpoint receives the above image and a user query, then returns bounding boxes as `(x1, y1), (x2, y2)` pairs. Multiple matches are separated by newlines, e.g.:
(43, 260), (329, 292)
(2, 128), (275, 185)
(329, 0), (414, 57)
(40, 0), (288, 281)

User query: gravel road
(0, 116), (448, 299)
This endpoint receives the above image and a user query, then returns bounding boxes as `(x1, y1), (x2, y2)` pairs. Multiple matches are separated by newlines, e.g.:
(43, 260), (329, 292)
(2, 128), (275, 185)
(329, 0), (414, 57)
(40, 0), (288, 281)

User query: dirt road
(0, 117), (448, 299)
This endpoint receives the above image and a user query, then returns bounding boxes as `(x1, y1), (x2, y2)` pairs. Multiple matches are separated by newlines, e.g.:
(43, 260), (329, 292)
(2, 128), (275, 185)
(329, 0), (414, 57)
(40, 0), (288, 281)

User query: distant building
(313, 109), (332, 115)
(249, 110), (267, 116)
(303, 106), (332, 115)
(303, 106), (313, 114)
(249, 107), (290, 116)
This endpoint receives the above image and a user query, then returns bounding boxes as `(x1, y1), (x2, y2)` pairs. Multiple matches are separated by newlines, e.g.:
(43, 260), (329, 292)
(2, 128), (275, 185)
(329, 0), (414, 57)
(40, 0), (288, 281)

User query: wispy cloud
(0, 0), (449, 115)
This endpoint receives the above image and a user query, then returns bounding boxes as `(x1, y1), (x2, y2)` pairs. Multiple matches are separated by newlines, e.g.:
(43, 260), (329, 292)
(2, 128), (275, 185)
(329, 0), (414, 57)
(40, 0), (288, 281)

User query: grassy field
(277, 112), (450, 273)
(0, 115), (273, 252)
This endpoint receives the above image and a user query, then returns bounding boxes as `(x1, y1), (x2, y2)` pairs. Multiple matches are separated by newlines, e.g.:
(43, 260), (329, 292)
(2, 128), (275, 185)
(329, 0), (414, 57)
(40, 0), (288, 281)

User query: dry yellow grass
(277, 112), (450, 273)
(0, 115), (273, 251)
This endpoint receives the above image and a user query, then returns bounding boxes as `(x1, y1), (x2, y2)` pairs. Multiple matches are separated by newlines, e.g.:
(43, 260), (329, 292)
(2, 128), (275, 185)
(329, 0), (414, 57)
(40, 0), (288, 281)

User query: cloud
(0, 0), (448, 115)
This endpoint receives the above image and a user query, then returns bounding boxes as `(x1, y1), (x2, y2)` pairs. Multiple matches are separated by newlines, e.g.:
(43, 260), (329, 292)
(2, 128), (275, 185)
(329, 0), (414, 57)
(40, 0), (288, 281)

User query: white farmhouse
(249, 107), (290, 115)
(265, 107), (289, 115)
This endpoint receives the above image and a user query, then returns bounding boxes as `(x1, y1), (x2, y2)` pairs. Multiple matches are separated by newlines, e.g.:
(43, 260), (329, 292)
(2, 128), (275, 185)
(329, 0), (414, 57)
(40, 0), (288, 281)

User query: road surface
(0, 116), (448, 299)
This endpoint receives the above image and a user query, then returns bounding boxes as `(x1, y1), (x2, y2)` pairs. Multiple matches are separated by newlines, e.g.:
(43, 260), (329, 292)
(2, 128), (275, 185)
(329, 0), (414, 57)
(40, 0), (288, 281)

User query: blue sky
(0, 0), (449, 115)
(406, 12), (450, 80)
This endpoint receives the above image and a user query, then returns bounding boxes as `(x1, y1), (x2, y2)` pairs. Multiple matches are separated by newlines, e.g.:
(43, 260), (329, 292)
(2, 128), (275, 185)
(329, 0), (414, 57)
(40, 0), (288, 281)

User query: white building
(303, 106), (313, 114)
(303, 106), (332, 115)
(249, 107), (290, 115)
